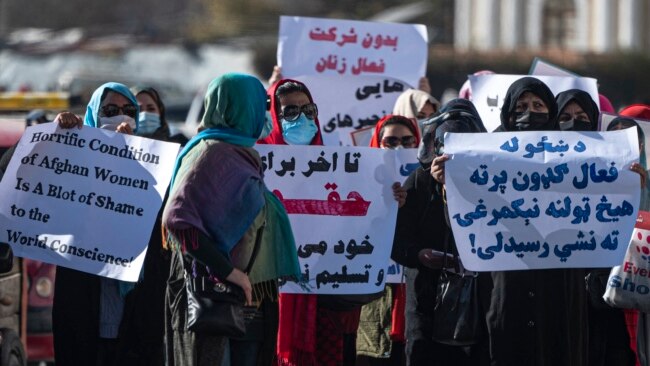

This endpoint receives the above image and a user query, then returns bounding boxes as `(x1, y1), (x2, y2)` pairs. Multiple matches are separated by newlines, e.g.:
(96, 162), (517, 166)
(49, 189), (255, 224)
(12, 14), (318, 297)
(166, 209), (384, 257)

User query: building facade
(454, 0), (650, 53)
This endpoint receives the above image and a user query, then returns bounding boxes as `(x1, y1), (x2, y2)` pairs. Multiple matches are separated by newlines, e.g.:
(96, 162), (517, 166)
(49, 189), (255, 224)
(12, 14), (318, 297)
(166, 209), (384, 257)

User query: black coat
(392, 167), (486, 365)
(52, 207), (169, 366)
(481, 269), (589, 366)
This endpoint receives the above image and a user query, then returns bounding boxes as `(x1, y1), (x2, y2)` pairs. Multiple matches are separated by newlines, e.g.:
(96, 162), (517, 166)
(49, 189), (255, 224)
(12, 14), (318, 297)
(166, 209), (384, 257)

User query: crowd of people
(1, 65), (650, 366)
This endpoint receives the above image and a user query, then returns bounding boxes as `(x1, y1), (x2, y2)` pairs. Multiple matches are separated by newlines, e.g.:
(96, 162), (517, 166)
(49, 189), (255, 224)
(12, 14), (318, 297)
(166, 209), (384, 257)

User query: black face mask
(513, 111), (549, 131)
(559, 118), (591, 131)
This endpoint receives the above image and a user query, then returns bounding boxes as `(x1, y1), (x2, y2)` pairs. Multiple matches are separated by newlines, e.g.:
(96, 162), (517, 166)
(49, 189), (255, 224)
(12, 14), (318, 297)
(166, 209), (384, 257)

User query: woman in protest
(356, 115), (418, 366)
(556, 89), (600, 132)
(258, 79), (323, 146)
(108, 85), (177, 365)
(261, 79), (362, 366)
(51, 82), (143, 366)
(162, 73), (301, 366)
(555, 90), (637, 366)
(391, 98), (487, 366)
(258, 78), (324, 366)
(468, 77), (589, 365)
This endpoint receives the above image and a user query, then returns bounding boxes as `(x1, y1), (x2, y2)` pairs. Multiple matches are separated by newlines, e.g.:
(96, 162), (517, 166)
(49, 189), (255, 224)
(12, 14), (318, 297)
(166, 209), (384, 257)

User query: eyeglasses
(100, 104), (137, 118)
(381, 135), (417, 148)
(280, 103), (318, 122)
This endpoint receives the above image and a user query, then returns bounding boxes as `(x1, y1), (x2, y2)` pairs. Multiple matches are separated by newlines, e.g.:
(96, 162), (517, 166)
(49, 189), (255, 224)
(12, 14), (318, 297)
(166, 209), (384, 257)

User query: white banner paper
(0, 123), (179, 281)
(600, 112), (650, 211)
(445, 129), (640, 271)
(255, 144), (407, 293)
(386, 148), (418, 283)
(529, 57), (579, 77)
(469, 75), (600, 132)
(278, 16), (427, 88)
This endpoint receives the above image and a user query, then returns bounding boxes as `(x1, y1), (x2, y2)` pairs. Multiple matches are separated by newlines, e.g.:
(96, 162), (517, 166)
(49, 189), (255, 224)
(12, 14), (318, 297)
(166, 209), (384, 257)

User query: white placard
(600, 112), (650, 211)
(469, 75), (600, 132)
(445, 129), (640, 271)
(386, 148), (418, 283)
(297, 75), (412, 146)
(278, 16), (427, 88)
(529, 57), (580, 77)
(0, 123), (179, 281)
(255, 144), (405, 294)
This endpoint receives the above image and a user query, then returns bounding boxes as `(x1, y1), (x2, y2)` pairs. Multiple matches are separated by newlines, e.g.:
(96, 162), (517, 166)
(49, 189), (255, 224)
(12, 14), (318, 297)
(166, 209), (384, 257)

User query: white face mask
(99, 115), (136, 131)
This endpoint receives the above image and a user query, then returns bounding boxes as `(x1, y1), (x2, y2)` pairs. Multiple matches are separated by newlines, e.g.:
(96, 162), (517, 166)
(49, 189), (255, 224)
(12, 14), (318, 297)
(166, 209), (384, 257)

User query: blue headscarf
(84, 82), (140, 132)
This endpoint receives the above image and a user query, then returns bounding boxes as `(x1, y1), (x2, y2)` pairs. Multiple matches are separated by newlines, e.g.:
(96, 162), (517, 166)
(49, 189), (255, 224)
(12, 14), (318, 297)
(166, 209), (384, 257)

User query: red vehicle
(24, 260), (55, 364)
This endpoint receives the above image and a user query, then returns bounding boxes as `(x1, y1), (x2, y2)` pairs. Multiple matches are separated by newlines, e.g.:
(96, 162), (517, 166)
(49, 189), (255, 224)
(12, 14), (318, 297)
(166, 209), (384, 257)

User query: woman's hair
(274, 81), (311, 116)
(379, 115), (418, 141)
(275, 81), (310, 99)
(131, 85), (171, 140)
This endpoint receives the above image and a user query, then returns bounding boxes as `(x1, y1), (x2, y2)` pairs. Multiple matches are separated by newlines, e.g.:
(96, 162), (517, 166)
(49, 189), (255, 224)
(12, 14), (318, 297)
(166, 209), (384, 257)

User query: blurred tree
(185, 0), (448, 42)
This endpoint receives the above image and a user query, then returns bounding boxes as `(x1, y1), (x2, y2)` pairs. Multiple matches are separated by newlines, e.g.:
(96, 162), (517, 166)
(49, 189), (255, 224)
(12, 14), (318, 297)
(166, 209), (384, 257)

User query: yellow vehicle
(0, 92), (71, 155)
(0, 92), (69, 112)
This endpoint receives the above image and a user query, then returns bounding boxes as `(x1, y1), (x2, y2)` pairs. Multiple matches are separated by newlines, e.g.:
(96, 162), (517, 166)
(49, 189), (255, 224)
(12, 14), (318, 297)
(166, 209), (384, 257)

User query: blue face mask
(138, 112), (161, 135)
(259, 111), (273, 139)
(281, 114), (318, 145)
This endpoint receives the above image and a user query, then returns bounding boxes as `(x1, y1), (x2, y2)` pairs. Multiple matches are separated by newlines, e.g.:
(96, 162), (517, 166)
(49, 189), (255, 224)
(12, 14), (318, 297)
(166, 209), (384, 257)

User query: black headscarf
(555, 89), (600, 131)
(418, 98), (486, 167)
(130, 86), (171, 141)
(498, 77), (558, 132)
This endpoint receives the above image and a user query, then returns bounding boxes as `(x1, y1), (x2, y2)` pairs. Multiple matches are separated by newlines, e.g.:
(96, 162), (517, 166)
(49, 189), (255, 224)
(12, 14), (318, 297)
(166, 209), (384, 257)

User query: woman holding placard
(481, 77), (588, 366)
(356, 115), (418, 365)
(556, 91), (637, 366)
(52, 82), (142, 366)
(392, 99), (487, 366)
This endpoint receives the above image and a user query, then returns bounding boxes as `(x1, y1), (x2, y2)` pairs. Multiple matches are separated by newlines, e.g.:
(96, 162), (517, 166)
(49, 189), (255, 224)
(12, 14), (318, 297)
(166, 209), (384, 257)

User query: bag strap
(441, 188), (461, 273)
(243, 222), (265, 274)
(180, 220), (266, 280)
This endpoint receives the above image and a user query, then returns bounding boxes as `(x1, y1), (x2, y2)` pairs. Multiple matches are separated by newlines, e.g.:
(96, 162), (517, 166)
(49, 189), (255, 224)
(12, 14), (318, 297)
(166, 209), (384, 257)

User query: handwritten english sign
(0, 123), (179, 281)
(255, 144), (406, 294)
(278, 16), (427, 88)
(469, 74), (600, 132)
(444, 129), (640, 271)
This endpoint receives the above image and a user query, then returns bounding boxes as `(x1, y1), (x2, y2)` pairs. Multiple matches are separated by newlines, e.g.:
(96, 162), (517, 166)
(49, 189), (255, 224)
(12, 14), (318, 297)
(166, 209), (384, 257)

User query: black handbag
(184, 225), (264, 336)
(186, 275), (247, 336)
(431, 220), (483, 346)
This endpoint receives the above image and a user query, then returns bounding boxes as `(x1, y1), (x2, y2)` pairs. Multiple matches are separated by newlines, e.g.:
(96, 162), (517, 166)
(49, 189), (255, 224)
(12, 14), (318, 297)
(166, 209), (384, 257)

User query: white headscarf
(392, 89), (440, 119)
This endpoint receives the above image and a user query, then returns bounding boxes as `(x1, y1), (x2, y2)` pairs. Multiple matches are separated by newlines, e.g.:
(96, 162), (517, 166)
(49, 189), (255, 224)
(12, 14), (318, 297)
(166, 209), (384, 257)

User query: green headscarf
(200, 73), (266, 141)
